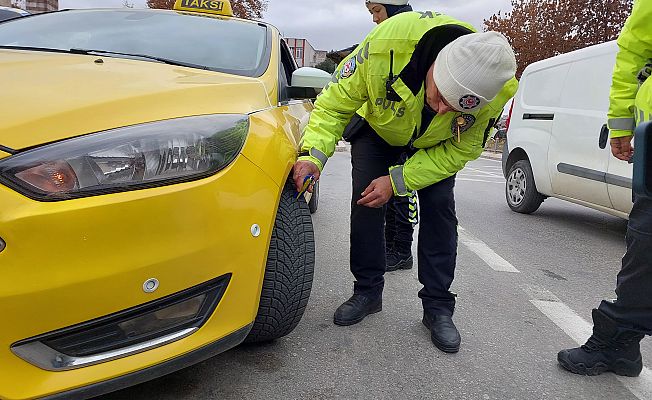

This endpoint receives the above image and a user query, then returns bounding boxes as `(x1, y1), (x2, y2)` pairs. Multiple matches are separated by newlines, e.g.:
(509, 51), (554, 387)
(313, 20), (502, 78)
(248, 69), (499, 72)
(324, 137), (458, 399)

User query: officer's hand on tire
(358, 175), (393, 208)
(610, 136), (634, 161)
(292, 160), (320, 193)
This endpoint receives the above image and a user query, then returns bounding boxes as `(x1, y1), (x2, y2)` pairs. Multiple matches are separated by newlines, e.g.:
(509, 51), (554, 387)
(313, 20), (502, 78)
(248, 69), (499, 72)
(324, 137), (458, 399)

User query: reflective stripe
(608, 117), (636, 131)
(408, 191), (418, 224)
(309, 148), (328, 167)
(390, 165), (409, 196)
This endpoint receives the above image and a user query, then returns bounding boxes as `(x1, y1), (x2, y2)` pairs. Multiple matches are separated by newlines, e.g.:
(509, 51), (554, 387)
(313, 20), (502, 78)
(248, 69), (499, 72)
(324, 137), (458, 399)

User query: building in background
(26, 0), (57, 13)
(314, 50), (327, 66)
(285, 38), (327, 68)
(8, 0), (57, 13)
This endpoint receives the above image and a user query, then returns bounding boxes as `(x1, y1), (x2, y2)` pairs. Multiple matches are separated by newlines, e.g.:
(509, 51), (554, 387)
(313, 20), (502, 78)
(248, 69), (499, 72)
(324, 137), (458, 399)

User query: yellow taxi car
(0, 1), (330, 398)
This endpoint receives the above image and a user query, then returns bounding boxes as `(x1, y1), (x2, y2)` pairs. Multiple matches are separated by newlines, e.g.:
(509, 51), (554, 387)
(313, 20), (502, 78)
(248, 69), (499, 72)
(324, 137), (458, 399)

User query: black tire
(501, 138), (509, 178)
(505, 159), (545, 214)
(245, 180), (315, 343)
(308, 180), (319, 214)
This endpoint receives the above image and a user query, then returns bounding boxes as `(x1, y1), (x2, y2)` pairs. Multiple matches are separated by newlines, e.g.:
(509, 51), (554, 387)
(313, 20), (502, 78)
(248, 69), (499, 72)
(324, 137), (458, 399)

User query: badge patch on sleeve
(451, 114), (476, 134)
(340, 58), (357, 79)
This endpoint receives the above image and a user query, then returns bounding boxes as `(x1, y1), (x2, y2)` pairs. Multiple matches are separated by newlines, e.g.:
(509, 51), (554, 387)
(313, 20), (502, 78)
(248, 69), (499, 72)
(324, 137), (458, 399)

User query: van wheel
(308, 180), (319, 214)
(506, 160), (545, 214)
(245, 180), (315, 343)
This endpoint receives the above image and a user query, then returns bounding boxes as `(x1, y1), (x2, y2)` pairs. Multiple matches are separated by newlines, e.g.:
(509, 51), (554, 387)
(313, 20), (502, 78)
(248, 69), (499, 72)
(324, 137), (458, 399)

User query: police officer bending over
(293, 11), (517, 353)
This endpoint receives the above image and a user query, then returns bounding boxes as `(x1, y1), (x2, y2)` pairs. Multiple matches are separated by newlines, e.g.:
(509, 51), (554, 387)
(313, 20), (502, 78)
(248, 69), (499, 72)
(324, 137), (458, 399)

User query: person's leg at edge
(558, 195), (652, 376)
(416, 175), (461, 353)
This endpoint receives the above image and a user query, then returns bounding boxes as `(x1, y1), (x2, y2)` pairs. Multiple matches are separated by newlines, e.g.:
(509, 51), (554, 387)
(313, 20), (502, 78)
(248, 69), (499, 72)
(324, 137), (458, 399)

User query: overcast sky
(58, 0), (513, 50)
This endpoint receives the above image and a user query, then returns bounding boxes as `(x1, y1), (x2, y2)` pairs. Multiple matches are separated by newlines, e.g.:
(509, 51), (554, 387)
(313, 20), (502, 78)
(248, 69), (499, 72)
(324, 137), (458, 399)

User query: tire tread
(245, 180), (315, 343)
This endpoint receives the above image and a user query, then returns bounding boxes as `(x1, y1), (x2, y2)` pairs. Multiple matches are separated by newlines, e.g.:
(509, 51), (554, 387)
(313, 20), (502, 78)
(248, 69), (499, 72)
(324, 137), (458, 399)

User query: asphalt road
(100, 153), (652, 400)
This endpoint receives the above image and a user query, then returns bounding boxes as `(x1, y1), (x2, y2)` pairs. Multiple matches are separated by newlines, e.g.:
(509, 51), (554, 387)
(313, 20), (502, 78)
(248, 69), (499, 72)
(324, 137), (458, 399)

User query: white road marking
(524, 285), (652, 400)
(465, 167), (500, 177)
(457, 178), (504, 184)
(459, 173), (503, 178)
(458, 227), (520, 273)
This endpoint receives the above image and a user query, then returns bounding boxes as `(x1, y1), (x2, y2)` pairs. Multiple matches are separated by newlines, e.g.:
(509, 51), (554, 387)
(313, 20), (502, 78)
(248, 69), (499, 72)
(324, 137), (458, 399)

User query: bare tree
(123, 0), (134, 8)
(146, 0), (268, 19)
(146, 0), (174, 9)
(484, 0), (633, 77)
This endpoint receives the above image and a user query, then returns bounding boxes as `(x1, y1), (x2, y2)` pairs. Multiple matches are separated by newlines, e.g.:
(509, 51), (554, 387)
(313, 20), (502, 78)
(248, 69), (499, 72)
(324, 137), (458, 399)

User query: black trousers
(345, 115), (416, 256)
(350, 123), (458, 316)
(599, 196), (652, 334)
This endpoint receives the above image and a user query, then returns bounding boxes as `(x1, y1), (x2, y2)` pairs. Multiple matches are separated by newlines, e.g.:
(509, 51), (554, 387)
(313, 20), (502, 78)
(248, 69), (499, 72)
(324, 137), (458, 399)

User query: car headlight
(0, 115), (249, 201)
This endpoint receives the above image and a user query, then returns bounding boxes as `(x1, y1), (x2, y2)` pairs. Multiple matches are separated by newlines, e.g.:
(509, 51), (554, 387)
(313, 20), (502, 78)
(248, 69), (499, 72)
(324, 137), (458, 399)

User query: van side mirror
(287, 67), (332, 100)
(633, 121), (652, 198)
(599, 124), (609, 149)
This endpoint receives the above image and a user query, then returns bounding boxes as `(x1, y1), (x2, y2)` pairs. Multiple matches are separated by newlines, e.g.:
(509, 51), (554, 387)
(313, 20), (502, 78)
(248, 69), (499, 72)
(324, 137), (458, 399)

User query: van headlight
(0, 115), (249, 201)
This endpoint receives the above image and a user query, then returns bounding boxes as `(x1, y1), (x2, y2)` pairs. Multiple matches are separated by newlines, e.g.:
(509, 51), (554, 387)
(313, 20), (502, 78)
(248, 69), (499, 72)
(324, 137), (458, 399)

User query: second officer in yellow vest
(558, 0), (652, 377)
(293, 11), (518, 352)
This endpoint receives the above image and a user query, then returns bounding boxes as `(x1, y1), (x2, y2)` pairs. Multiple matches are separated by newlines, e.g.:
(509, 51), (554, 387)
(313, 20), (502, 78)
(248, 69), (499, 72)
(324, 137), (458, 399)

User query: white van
(502, 41), (633, 219)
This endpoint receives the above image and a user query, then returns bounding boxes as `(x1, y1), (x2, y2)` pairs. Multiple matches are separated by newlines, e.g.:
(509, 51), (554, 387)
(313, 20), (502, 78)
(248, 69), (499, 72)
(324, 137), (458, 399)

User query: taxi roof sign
(174, 0), (234, 17)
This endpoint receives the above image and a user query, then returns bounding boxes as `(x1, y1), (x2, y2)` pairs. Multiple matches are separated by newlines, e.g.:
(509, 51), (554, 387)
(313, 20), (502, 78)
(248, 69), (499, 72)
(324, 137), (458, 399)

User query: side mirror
(633, 121), (652, 198)
(287, 67), (332, 100)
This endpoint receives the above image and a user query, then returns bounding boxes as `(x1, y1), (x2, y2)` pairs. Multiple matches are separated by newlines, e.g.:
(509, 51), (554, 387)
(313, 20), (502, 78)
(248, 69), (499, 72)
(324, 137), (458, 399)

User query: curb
(481, 151), (502, 160)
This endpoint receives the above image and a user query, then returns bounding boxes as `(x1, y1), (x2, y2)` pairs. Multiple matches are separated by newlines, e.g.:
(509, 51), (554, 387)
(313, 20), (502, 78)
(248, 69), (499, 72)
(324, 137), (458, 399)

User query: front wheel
(505, 159), (545, 214)
(245, 180), (315, 343)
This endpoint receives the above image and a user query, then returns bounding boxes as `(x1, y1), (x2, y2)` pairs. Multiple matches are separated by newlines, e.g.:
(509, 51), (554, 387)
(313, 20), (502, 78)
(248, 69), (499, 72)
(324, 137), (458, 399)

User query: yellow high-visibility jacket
(608, 0), (652, 137)
(298, 11), (518, 194)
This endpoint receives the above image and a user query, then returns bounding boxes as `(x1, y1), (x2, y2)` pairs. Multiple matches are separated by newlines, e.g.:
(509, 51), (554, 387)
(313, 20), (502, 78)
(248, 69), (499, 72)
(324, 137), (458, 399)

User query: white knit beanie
(365, 0), (409, 5)
(433, 31), (516, 112)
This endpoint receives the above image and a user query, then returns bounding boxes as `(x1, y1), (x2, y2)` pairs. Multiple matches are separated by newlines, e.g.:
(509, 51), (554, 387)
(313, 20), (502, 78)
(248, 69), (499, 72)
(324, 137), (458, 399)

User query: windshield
(0, 9), (271, 77)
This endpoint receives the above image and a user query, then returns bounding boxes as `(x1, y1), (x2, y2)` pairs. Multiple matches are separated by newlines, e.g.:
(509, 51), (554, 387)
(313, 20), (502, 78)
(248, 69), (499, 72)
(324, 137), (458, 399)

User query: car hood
(0, 50), (273, 150)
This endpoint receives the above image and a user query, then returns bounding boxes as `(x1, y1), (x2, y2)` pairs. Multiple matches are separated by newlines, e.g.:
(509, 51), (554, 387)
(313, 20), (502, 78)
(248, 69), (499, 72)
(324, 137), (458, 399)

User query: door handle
(599, 124), (609, 149)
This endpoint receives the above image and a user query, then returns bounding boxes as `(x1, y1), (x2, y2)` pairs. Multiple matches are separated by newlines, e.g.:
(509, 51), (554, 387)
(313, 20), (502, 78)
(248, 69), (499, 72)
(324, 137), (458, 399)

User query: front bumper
(42, 324), (252, 400)
(0, 155), (279, 399)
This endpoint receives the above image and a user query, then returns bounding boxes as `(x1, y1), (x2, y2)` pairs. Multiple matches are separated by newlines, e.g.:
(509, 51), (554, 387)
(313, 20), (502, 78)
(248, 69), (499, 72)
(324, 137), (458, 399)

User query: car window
(558, 53), (615, 112)
(0, 9), (271, 77)
(278, 39), (297, 102)
(521, 64), (570, 108)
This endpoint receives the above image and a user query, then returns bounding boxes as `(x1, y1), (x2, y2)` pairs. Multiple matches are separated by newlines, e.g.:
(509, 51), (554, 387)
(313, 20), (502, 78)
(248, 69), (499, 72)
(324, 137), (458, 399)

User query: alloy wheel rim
(507, 167), (527, 206)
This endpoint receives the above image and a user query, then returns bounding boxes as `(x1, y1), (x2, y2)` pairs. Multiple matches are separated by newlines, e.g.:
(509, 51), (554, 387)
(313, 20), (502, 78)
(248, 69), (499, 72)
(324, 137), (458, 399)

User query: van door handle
(599, 124), (609, 149)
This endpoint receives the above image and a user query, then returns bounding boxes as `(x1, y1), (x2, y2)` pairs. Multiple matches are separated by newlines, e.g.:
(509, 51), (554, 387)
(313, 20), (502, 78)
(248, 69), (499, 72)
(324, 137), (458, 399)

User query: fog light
(11, 274), (230, 371)
(117, 294), (206, 339)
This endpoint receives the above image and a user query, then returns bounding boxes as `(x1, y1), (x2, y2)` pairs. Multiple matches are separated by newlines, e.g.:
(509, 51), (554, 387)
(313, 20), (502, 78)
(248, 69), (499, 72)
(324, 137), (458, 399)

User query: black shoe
(557, 309), (644, 377)
(386, 252), (413, 272)
(333, 294), (382, 326)
(422, 312), (461, 353)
